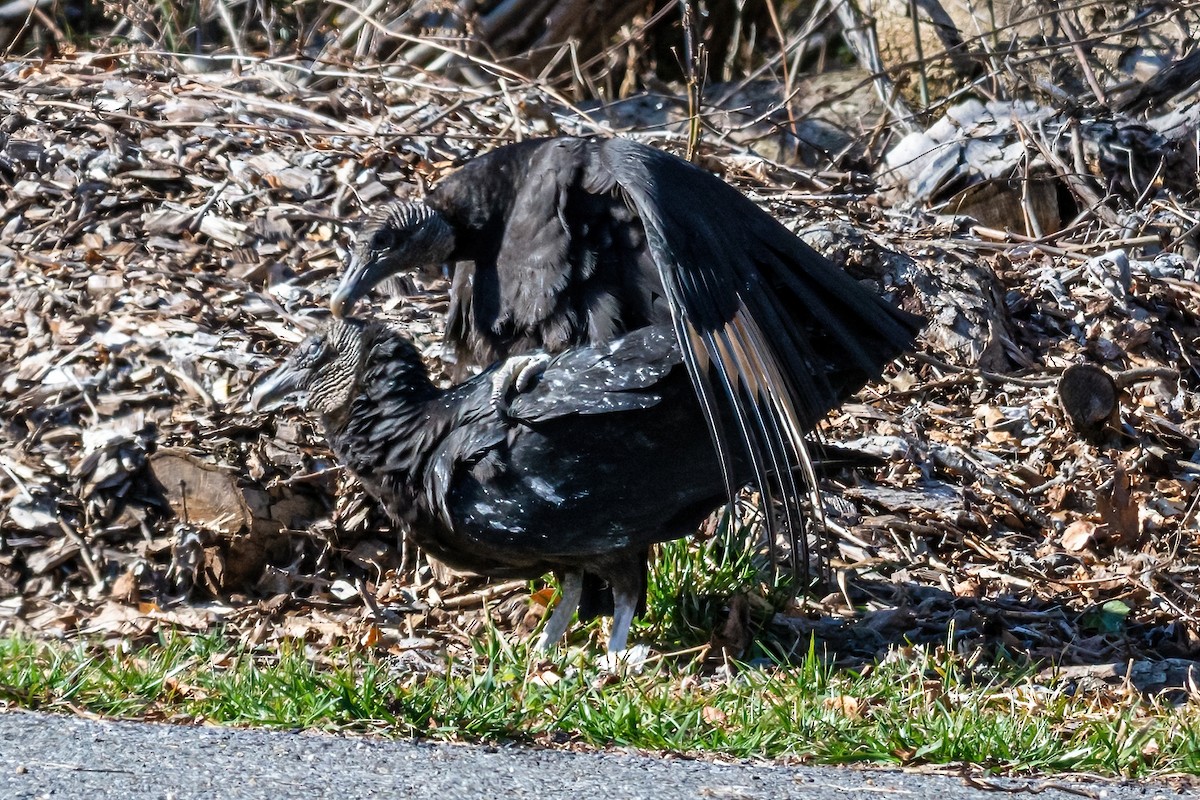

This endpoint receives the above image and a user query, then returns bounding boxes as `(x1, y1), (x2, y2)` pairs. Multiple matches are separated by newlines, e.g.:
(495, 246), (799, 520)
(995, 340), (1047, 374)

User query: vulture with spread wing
(330, 137), (923, 567)
(253, 319), (764, 654)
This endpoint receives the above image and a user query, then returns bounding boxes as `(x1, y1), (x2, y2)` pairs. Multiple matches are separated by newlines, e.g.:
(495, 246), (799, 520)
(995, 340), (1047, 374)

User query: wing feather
(492, 139), (590, 351)
(590, 137), (921, 575)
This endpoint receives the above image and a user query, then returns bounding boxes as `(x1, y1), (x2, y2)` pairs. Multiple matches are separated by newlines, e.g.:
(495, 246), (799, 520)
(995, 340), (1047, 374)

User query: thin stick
(763, 0), (799, 138)
(59, 517), (105, 592)
(433, 580), (529, 609)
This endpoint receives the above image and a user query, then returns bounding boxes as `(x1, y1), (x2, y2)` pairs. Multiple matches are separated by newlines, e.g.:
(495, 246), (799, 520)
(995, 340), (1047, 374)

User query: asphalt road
(0, 710), (1190, 799)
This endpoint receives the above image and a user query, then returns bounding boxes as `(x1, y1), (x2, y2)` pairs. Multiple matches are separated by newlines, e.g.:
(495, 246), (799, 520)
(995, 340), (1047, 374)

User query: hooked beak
(331, 253), (387, 318)
(249, 367), (307, 413)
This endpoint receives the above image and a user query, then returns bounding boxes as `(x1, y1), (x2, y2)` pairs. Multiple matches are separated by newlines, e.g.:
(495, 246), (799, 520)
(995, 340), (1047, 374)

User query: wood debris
(0, 58), (1197, 699)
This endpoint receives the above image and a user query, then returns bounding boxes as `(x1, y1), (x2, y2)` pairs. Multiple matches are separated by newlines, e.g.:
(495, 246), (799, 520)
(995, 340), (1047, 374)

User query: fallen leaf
(823, 695), (863, 719)
(1062, 519), (1098, 552)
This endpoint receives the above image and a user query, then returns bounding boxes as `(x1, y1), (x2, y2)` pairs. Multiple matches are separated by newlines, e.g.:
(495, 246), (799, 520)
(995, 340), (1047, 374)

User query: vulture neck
(426, 170), (519, 265)
(323, 327), (447, 487)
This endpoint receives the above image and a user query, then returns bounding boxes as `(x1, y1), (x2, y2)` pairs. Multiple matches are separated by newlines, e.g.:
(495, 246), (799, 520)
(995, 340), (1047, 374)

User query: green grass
(2, 537), (1199, 776)
(3, 629), (1200, 777)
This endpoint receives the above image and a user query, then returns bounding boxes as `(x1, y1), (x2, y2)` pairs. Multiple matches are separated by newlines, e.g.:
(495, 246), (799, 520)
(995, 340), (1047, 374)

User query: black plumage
(330, 136), (923, 570)
(252, 319), (756, 654)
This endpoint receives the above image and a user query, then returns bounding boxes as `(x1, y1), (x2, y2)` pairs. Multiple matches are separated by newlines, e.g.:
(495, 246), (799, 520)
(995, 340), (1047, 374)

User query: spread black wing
(435, 138), (665, 369)
(579, 138), (921, 571)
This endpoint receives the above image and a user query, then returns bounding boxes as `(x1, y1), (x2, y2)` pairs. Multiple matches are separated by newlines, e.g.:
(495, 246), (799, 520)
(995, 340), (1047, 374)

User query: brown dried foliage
(0, 52), (1197, 692)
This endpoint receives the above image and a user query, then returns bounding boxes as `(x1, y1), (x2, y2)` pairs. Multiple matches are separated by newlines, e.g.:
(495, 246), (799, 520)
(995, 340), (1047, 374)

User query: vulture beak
(249, 366), (307, 413)
(330, 254), (375, 318)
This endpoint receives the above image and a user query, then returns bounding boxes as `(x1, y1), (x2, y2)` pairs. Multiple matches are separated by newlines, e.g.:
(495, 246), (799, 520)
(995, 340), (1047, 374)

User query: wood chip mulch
(1, 56), (1198, 695)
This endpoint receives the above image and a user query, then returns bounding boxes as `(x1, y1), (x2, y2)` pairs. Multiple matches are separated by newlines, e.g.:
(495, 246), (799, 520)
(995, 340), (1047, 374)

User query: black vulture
(329, 136), (923, 570)
(252, 318), (759, 654)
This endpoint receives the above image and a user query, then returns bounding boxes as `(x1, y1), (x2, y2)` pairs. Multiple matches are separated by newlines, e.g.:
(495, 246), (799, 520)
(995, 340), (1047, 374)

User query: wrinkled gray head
(251, 319), (369, 421)
(330, 202), (455, 317)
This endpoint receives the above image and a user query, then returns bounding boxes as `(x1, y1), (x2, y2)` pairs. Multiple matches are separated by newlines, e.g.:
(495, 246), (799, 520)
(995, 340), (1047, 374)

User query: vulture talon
(600, 644), (650, 675)
(489, 352), (552, 418)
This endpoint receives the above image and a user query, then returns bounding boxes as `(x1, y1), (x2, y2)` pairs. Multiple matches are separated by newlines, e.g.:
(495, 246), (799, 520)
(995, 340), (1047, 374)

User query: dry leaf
(823, 695), (863, 719)
(1062, 520), (1099, 552)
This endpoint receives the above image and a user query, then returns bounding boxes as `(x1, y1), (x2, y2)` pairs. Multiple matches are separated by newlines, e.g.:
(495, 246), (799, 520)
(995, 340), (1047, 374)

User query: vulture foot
(600, 644), (651, 674)
(490, 352), (552, 416)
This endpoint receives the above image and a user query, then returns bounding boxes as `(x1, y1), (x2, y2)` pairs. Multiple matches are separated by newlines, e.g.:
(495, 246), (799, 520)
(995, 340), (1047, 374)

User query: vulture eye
(301, 338), (325, 362)
(370, 228), (397, 251)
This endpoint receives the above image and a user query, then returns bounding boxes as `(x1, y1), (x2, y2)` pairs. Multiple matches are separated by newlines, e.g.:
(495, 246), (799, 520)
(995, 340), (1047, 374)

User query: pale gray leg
(606, 585), (639, 654)
(601, 585), (649, 672)
(535, 571), (583, 651)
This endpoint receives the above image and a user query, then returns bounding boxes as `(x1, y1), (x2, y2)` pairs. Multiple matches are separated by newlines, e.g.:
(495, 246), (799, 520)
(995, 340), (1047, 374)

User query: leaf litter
(0, 55), (1198, 703)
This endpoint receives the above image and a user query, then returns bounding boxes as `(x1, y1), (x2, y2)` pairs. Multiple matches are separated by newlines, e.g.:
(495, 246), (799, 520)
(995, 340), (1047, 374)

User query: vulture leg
(602, 582), (651, 672)
(606, 583), (641, 655)
(535, 571), (584, 651)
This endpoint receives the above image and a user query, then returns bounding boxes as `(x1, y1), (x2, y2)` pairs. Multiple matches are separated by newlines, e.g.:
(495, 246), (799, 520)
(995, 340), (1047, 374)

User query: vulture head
(330, 202), (455, 317)
(251, 318), (369, 422)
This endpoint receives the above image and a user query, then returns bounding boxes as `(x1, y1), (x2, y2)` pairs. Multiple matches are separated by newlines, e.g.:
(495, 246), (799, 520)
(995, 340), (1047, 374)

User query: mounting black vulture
(252, 319), (762, 655)
(330, 136), (923, 574)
